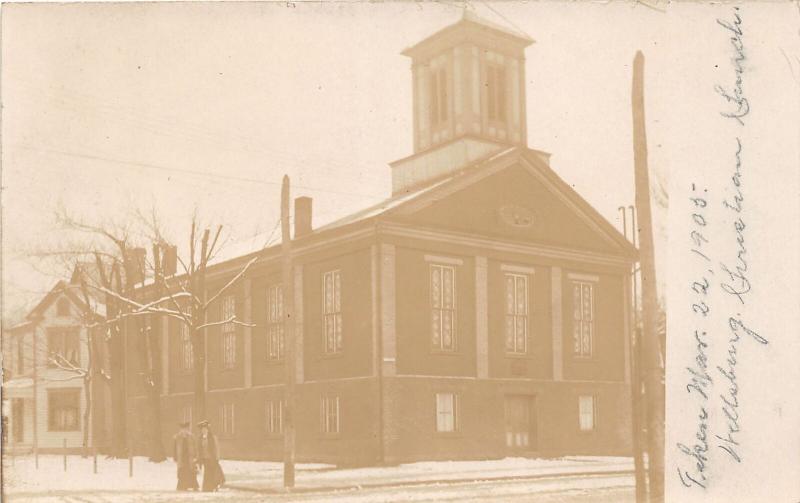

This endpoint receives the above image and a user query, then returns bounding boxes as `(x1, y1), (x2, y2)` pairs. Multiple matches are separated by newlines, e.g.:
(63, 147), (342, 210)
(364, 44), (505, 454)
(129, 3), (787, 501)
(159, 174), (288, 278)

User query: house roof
(460, 10), (534, 43)
(25, 279), (105, 322)
(401, 10), (534, 58)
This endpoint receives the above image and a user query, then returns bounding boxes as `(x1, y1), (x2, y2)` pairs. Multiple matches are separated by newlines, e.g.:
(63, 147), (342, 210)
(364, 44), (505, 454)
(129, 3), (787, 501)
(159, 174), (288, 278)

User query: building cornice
(378, 221), (632, 269)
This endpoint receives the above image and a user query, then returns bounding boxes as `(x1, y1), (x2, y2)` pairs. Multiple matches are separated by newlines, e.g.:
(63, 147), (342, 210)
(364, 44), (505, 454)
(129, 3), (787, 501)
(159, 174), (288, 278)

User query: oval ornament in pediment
(498, 204), (535, 229)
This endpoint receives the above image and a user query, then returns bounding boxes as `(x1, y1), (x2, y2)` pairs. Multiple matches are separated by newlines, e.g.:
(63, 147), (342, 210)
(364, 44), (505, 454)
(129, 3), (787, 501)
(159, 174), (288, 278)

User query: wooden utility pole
(632, 51), (665, 502)
(194, 230), (210, 422)
(620, 206), (647, 503)
(630, 205), (649, 503)
(33, 317), (39, 467)
(281, 175), (297, 489)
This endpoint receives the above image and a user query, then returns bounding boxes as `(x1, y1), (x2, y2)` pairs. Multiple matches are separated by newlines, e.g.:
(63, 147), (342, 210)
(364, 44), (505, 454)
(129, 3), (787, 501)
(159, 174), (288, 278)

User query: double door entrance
(504, 395), (537, 452)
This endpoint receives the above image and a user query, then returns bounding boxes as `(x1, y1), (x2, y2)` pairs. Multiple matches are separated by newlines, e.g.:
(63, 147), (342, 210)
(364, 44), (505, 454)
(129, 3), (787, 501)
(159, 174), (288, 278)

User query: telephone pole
(620, 206), (647, 503)
(281, 175), (297, 489)
(632, 51), (665, 502)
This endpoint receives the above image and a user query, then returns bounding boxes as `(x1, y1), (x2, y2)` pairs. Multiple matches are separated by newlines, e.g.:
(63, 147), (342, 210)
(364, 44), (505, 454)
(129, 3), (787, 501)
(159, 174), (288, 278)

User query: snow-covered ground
(226, 455), (633, 492)
(3, 454), (633, 501)
(2, 454), (328, 494)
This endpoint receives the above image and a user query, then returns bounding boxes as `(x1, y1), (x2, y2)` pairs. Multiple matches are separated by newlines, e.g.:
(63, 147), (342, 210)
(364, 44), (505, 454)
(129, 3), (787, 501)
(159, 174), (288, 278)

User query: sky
(2, 2), (673, 321)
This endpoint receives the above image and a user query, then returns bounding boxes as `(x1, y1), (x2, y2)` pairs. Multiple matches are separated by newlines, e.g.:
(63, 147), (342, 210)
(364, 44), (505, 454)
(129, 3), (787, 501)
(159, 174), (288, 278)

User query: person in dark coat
(173, 421), (199, 491)
(196, 420), (225, 492)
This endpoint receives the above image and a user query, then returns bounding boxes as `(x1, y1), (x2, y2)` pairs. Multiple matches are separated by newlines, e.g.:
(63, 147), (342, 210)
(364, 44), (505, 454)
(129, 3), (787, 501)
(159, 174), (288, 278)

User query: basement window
(321, 395), (340, 435)
(266, 399), (284, 435)
(578, 395), (596, 432)
(435, 392), (459, 433)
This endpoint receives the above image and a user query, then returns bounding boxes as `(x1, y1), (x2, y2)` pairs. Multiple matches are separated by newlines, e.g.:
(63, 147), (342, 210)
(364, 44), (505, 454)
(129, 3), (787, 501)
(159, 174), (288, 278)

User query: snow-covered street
(3, 454), (633, 502)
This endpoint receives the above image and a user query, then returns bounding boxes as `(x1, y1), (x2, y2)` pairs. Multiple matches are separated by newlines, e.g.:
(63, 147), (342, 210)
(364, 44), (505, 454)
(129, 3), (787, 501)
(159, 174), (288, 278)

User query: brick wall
(381, 376), (631, 463)
(155, 378), (381, 466)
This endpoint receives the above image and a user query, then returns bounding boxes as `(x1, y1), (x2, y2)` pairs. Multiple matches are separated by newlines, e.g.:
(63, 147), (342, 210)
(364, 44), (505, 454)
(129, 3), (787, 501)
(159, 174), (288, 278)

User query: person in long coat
(173, 421), (199, 491)
(196, 420), (225, 492)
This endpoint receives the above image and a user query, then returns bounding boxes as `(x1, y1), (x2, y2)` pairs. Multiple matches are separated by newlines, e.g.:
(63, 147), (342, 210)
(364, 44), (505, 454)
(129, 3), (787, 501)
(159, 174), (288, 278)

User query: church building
(123, 12), (636, 465)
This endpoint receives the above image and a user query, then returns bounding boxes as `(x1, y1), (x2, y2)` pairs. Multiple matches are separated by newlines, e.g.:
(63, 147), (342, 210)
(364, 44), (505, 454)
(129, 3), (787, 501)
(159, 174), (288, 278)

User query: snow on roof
(208, 229), (282, 267)
(203, 170), (466, 268)
(315, 175), (456, 232)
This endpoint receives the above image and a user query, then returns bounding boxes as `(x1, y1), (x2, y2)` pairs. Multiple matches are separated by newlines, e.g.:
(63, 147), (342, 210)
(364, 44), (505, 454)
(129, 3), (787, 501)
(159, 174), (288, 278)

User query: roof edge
(401, 12), (534, 58)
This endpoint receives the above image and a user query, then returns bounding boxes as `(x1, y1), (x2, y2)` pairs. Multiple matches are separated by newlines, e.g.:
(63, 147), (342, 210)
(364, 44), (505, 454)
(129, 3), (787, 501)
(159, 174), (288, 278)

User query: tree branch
(195, 316), (255, 331)
(95, 285), (188, 323)
(157, 277), (193, 327)
(43, 374), (86, 383)
(203, 256), (258, 310)
(205, 225), (223, 264)
(49, 352), (88, 376)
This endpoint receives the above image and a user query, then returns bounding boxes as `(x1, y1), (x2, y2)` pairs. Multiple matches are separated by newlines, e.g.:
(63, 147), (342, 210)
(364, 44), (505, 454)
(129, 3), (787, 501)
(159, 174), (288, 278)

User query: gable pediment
(27, 281), (92, 322)
(386, 152), (633, 256)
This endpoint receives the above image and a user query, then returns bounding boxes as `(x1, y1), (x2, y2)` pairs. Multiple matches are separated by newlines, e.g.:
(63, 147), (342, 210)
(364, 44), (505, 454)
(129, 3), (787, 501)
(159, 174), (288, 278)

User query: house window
(435, 392), (459, 433)
(220, 403), (235, 436)
(266, 399), (284, 435)
(221, 295), (236, 369)
(571, 282), (594, 358)
(429, 66), (448, 126)
(487, 64), (507, 122)
(504, 273), (528, 354)
(179, 323), (194, 372)
(56, 298), (71, 317)
(578, 395), (596, 431)
(47, 328), (80, 367)
(322, 270), (342, 354)
(267, 284), (285, 361)
(48, 389), (80, 431)
(430, 264), (456, 351)
(320, 396), (340, 435)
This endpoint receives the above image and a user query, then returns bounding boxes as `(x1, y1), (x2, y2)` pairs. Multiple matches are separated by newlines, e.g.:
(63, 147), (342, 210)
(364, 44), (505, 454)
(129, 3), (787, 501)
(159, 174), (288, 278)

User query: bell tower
(392, 12), (534, 194)
(404, 11), (533, 152)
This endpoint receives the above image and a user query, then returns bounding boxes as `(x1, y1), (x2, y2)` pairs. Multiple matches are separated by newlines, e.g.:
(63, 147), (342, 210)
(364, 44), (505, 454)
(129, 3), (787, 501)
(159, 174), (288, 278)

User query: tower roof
(401, 10), (534, 60)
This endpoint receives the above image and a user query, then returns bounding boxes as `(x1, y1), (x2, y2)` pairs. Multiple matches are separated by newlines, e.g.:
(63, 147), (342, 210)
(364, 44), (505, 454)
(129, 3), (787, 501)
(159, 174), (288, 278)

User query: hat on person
(197, 420), (210, 428)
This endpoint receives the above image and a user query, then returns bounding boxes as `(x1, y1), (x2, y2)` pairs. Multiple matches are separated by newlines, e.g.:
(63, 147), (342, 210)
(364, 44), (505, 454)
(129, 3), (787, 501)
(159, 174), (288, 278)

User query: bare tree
(47, 210), (164, 460)
(58, 211), (258, 448)
(25, 203), (265, 462)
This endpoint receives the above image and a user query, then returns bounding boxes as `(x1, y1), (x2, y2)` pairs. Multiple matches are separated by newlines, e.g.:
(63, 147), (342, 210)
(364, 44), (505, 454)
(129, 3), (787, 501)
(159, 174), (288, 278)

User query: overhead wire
(5, 76), (393, 187)
(9, 143), (387, 201)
